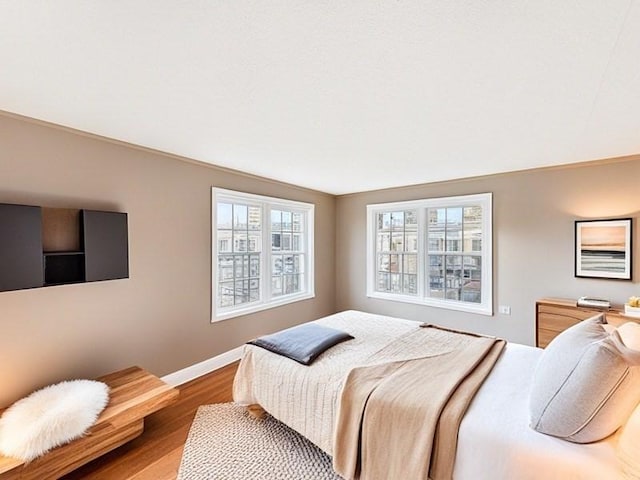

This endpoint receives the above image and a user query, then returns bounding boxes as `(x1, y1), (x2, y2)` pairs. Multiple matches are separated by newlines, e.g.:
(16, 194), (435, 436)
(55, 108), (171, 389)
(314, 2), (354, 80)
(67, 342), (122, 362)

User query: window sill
(211, 291), (316, 323)
(366, 291), (493, 316)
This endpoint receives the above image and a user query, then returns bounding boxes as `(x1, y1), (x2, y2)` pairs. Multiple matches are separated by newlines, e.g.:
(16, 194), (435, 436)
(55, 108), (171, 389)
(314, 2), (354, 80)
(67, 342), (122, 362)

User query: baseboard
(161, 346), (244, 387)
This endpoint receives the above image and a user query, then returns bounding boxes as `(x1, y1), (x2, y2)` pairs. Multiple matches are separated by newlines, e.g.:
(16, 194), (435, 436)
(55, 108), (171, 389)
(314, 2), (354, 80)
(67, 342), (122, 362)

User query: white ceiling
(1, 1), (639, 195)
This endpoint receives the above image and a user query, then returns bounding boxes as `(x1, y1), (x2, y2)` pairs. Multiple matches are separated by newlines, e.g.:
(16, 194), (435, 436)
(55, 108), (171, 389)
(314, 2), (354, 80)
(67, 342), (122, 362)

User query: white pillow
(529, 315), (640, 443)
(0, 380), (109, 461)
(618, 322), (640, 351)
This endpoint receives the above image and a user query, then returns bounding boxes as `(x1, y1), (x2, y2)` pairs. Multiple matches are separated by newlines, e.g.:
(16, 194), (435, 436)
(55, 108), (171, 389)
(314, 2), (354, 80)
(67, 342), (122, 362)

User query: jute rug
(177, 403), (343, 479)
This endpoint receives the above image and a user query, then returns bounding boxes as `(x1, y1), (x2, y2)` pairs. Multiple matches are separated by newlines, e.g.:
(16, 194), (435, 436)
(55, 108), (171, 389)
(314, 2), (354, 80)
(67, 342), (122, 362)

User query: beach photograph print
(575, 218), (632, 280)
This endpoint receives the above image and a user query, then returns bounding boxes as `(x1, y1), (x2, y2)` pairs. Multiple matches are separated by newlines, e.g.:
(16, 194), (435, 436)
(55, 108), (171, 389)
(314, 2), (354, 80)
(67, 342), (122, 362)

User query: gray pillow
(248, 323), (353, 365)
(529, 314), (640, 443)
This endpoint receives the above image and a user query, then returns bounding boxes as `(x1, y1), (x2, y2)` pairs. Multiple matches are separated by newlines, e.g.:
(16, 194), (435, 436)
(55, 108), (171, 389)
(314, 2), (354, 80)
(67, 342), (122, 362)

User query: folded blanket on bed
(333, 324), (505, 480)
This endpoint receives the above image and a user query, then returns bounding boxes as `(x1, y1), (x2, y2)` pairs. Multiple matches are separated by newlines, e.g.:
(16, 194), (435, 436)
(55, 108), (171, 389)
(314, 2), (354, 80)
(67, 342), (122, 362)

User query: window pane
(234, 280), (249, 305)
(446, 238), (460, 252)
(381, 212), (391, 231)
(234, 256), (244, 278)
(284, 255), (295, 274)
(461, 256), (481, 303)
(405, 232), (417, 252)
(284, 274), (300, 294)
(405, 210), (417, 229)
(428, 237), (441, 251)
(234, 205), (248, 229)
(464, 206), (482, 252)
(391, 232), (404, 252)
(218, 230), (232, 253)
(291, 255), (301, 274)
(390, 273), (401, 293)
(292, 213), (302, 231)
(248, 206), (261, 230)
(272, 233), (281, 250)
(378, 272), (389, 291)
(378, 254), (389, 273)
(428, 254), (444, 298)
(243, 255), (250, 278)
(464, 206), (482, 223)
(445, 288), (460, 300)
(403, 274), (417, 295)
(271, 210), (282, 231)
(219, 282), (234, 307)
(249, 288), (260, 302)
(389, 254), (400, 273)
(217, 203), (233, 229)
(272, 276), (283, 296)
(377, 232), (390, 252)
(292, 234), (302, 251)
(446, 207), (462, 225)
(446, 207), (462, 252)
(445, 255), (462, 300)
(281, 233), (292, 251)
(219, 255), (234, 280)
(428, 208), (445, 252)
(282, 211), (292, 231)
(429, 208), (446, 226)
(248, 233), (261, 252)
(391, 211), (404, 230)
(250, 255), (260, 277)
(404, 254), (417, 274)
(234, 232), (247, 252)
(272, 255), (283, 275)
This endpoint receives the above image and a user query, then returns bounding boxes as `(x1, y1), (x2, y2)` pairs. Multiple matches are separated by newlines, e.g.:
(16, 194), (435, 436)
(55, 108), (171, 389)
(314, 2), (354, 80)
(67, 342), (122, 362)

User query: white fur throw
(0, 380), (110, 461)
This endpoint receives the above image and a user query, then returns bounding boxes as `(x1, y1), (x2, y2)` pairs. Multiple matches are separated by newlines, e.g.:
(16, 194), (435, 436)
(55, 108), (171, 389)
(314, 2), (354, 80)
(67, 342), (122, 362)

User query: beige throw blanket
(333, 325), (505, 480)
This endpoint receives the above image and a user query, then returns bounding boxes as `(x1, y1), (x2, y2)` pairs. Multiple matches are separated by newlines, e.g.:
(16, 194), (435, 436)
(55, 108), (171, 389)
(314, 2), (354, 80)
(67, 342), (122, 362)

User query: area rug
(177, 403), (343, 480)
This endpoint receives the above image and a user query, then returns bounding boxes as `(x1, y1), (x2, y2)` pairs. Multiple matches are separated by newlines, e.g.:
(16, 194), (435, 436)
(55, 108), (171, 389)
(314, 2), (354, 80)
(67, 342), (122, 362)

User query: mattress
(233, 310), (623, 479)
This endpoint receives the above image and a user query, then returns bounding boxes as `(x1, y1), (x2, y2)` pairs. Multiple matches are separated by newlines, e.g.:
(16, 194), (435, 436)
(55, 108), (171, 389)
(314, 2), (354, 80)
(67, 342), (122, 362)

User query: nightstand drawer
(537, 328), (560, 349)
(538, 312), (582, 333)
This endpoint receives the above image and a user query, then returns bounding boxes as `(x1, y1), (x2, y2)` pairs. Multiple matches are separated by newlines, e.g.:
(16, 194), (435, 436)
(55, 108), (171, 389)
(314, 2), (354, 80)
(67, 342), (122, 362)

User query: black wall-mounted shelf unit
(0, 203), (129, 292)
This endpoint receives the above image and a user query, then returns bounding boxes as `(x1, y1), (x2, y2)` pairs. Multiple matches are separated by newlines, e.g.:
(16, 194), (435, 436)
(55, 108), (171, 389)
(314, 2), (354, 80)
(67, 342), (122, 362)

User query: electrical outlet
(498, 305), (511, 315)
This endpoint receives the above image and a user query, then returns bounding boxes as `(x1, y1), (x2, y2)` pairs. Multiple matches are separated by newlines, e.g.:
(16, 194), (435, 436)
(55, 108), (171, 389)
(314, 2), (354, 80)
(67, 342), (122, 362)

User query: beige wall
(0, 113), (336, 407)
(336, 158), (640, 345)
(2, 110), (639, 408)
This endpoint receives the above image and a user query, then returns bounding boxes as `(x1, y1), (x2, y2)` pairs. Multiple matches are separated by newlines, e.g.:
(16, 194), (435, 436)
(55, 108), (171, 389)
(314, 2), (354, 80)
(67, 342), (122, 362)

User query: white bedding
(456, 343), (621, 479)
(233, 310), (624, 479)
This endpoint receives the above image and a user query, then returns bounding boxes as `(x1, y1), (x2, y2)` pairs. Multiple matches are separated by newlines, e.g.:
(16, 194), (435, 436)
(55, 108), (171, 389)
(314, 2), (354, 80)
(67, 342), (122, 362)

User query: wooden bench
(0, 366), (179, 480)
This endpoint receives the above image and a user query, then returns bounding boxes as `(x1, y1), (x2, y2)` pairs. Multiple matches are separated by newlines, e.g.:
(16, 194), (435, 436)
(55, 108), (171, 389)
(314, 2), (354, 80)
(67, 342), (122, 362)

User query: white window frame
(366, 193), (493, 316)
(212, 188), (315, 322)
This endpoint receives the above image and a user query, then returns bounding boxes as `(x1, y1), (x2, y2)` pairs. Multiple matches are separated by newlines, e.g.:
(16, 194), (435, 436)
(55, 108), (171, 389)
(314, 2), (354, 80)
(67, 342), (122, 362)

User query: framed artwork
(575, 218), (632, 280)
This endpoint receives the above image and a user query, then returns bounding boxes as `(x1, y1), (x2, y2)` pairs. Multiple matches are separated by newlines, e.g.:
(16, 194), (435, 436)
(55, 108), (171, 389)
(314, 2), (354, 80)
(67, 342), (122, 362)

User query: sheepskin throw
(0, 379), (110, 461)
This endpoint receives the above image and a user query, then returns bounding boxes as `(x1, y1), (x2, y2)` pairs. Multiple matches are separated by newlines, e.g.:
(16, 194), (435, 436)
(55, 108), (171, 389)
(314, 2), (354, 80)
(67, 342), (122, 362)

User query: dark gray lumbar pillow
(529, 314), (640, 443)
(248, 322), (354, 365)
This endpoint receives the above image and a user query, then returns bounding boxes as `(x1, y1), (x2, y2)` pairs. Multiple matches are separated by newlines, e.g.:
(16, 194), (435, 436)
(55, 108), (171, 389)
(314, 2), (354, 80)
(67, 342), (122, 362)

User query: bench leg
(247, 404), (266, 419)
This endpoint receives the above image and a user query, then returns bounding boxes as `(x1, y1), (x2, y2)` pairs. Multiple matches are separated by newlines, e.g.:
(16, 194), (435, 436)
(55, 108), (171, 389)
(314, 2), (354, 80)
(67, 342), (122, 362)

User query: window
(367, 193), (492, 315)
(212, 188), (314, 321)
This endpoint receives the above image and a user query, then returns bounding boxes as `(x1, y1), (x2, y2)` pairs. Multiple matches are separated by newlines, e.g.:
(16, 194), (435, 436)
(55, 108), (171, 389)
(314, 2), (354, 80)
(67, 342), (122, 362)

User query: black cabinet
(0, 203), (129, 292)
(83, 210), (129, 282)
(0, 204), (44, 291)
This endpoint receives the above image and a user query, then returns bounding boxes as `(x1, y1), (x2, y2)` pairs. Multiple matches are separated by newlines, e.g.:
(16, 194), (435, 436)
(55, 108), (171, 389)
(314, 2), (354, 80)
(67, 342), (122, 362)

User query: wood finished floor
(62, 362), (238, 480)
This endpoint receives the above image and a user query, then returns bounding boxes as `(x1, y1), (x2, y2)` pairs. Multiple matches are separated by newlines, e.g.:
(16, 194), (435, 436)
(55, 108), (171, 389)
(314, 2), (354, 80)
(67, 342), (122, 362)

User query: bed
(233, 310), (625, 479)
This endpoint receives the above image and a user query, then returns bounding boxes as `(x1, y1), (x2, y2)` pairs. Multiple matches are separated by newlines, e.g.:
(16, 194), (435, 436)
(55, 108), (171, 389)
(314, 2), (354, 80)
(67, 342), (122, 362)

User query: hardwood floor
(62, 362), (238, 480)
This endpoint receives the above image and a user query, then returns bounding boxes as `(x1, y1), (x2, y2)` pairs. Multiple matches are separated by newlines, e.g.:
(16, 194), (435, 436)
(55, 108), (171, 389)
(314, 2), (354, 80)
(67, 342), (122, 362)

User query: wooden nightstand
(535, 297), (635, 348)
